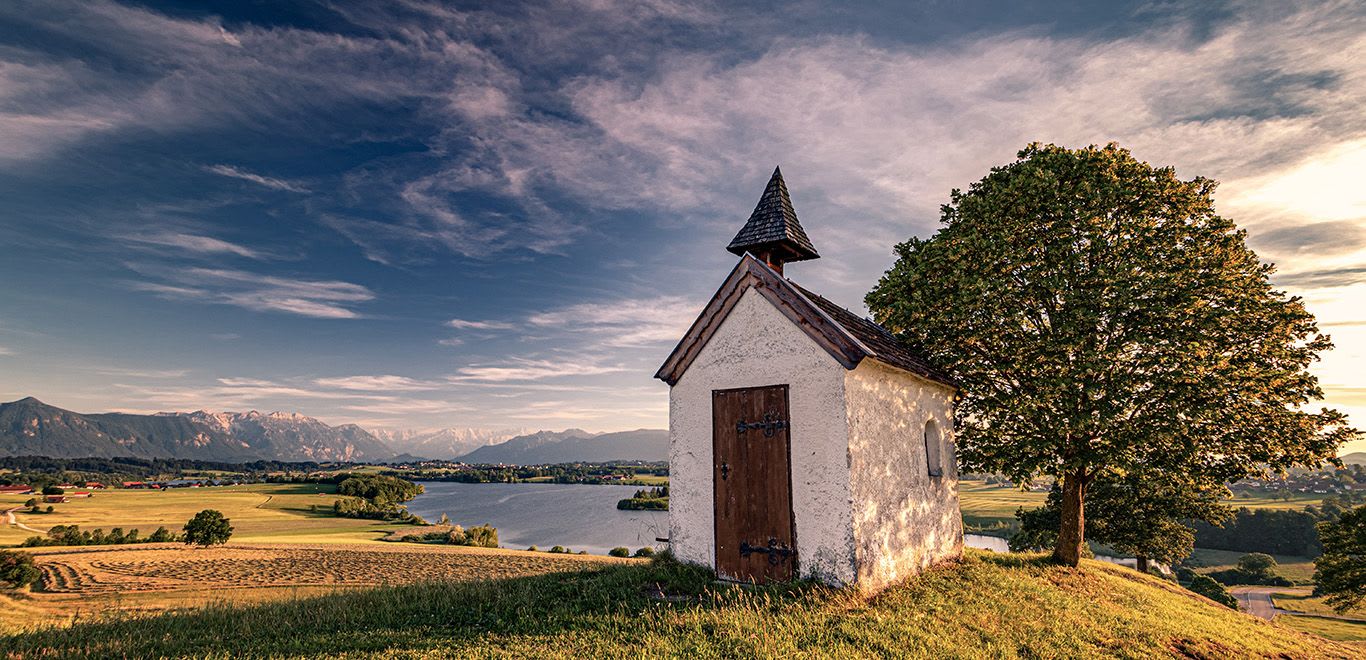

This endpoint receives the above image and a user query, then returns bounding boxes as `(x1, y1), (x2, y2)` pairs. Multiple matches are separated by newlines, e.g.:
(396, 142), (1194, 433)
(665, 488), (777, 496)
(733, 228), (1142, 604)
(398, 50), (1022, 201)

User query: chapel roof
(726, 167), (819, 263)
(654, 255), (955, 388)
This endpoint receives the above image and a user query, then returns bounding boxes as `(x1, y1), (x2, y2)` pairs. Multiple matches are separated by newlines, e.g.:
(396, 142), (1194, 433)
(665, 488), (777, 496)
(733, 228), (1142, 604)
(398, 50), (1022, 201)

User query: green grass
(1277, 614), (1366, 643)
(1273, 592), (1366, 621)
(2, 550), (1358, 659)
(1, 483), (410, 547)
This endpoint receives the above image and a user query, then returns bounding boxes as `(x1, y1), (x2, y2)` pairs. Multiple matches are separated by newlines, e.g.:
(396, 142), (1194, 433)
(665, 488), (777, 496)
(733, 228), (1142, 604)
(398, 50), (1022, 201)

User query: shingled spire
(726, 166), (819, 275)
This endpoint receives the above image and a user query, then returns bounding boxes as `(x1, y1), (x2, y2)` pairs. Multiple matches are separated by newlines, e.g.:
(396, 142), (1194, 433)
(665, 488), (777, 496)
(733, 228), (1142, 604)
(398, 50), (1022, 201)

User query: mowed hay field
(0, 483), (410, 547)
(2, 543), (624, 631)
(0, 483), (628, 631)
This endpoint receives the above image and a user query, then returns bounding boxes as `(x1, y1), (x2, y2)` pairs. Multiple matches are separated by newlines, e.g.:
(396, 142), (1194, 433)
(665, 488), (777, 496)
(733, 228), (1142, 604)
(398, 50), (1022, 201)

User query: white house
(655, 167), (963, 592)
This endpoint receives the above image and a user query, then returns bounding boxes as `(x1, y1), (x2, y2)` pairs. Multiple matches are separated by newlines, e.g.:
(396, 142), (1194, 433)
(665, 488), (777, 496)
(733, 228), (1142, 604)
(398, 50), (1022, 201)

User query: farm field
(2, 550), (1358, 658)
(0, 483), (409, 547)
(1, 542), (623, 631)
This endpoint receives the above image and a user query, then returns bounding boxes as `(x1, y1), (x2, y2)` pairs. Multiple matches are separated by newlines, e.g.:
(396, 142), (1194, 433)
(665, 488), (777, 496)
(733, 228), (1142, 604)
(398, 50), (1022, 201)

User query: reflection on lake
(407, 482), (667, 556)
(409, 483), (1149, 568)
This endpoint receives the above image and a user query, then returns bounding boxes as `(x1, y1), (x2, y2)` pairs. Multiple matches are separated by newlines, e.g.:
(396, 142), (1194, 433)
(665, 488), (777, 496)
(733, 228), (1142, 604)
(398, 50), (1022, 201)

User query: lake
(409, 482), (1149, 567)
(407, 482), (668, 556)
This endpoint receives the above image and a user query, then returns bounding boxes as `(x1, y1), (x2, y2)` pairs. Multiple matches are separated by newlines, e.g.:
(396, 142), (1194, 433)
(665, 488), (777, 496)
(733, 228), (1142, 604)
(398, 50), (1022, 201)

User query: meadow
(2, 550), (1359, 658)
(0, 482), (406, 547)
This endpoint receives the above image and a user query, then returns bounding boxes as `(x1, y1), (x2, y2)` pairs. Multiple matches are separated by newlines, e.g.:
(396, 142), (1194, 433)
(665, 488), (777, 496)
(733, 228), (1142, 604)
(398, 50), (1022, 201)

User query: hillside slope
(0, 397), (392, 462)
(460, 428), (667, 464)
(3, 551), (1358, 658)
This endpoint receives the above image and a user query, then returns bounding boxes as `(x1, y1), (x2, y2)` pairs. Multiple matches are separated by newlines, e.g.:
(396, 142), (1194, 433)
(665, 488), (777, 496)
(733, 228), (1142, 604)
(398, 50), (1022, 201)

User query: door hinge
(736, 413), (788, 437)
(739, 537), (795, 565)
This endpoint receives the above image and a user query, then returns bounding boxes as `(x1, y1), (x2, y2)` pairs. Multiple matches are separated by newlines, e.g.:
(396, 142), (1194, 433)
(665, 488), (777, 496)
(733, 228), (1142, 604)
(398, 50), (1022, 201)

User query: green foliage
(41, 485), (64, 495)
(0, 550), (40, 589)
(21, 524), (171, 547)
(1190, 506), (1330, 556)
(868, 142), (1355, 565)
(462, 524), (498, 548)
(1187, 574), (1238, 609)
(183, 509), (233, 547)
(633, 547), (656, 558)
(617, 486), (669, 510)
(549, 545), (568, 554)
(1314, 505), (1366, 612)
(1205, 553), (1293, 587)
(1238, 553), (1277, 574)
(608, 547), (631, 557)
(336, 474), (423, 507)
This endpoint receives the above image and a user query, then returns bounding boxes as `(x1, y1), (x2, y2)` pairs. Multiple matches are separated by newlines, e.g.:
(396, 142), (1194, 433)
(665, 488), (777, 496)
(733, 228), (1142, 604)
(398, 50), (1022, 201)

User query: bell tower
(725, 166), (819, 276)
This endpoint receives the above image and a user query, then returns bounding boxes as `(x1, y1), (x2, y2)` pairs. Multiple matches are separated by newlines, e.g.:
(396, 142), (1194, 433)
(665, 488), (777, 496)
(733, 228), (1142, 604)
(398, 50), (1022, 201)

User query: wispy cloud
(314, 375), (441, 392)
(452, 358), (628, 382)
(204, 164), (309, 193)
(125, 232), (264, 259)
(528, 295), (699, 347)
(447, 318), (515, 330)
(129, 266), (374, 319)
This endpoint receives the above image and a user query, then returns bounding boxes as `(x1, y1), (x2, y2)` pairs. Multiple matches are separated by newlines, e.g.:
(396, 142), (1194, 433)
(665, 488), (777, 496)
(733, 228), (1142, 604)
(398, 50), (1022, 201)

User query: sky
(0, 0), (1363, 454)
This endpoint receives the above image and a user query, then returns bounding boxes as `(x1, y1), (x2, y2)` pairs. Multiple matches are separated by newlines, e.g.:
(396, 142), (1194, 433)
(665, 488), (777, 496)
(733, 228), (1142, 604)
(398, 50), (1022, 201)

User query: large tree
(867, 143), (1355, 566)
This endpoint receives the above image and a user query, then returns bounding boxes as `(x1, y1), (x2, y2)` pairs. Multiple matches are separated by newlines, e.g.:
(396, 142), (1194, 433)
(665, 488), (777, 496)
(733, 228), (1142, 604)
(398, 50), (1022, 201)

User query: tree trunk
(1136, 556), (1150, 574)
(1052, 471), (1087, 567)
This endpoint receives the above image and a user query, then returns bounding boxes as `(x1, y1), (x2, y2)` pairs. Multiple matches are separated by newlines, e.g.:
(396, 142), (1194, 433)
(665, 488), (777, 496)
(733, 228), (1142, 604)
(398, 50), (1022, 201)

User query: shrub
(148, 526), (176, 543)
(633, 547), (656, 558)
(609, 547), (631, 557)
(526, 545), (539, 552)
(464, 524), (498, 548)
(24, 498), (35, 507)
(41, 485), (63, 496)
(1187, 574), (1237, 608)
(549, 545), (568, 554)
(0, 550), (40, 589)
(183, 510), (233, 547)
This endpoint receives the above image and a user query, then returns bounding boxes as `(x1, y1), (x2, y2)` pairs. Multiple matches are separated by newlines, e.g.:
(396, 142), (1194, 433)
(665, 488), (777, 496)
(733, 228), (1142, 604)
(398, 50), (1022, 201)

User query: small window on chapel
(924, 419), (944, 478)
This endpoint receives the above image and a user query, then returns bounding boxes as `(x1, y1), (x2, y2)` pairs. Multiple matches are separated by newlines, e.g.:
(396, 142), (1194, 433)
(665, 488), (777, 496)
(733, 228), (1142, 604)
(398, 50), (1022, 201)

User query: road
(3, 506), (44, 533)
(1232, 587), (1285, 620)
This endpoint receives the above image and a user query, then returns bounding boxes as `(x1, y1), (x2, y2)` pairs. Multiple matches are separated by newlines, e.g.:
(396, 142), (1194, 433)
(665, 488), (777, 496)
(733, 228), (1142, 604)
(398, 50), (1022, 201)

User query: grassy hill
(4, 550), (1359, 659)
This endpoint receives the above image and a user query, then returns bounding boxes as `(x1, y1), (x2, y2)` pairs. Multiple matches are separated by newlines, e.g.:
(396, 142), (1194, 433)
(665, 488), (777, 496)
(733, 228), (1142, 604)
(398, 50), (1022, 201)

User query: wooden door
(712, 384), (796, 583)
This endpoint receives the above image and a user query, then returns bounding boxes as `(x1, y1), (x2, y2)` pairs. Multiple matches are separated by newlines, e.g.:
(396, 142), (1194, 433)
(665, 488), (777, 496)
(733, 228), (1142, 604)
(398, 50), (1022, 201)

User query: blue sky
(0, 1), (1363, 453)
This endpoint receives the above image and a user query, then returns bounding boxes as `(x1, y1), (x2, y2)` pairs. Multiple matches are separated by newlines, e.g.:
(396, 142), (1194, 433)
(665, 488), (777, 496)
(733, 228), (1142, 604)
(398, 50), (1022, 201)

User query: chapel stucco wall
(667, 287), (857, 585)
(844, 359), (963, 592)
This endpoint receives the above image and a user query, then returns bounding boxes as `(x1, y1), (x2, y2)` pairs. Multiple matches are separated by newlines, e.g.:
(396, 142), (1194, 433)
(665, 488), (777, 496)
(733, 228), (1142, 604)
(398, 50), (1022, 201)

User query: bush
(0, 550), (40, 589)
(609, 547), (631, 557)
(183, 510), (233, 547)
(1205, 552), (1293, 586)
(41, 485), (63, 496)
(148, 526), (176, 543)
(633, 547), (656, 558)
(463, 524), (498, 548)
(526, 545), (539, 552)
(549, 545), (568, 554)
(1187, 574), (1238, 608)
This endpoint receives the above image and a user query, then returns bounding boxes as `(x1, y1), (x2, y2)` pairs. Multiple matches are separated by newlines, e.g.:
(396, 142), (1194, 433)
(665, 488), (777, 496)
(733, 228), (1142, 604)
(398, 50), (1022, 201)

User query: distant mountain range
(1342, 452), (1366, 466)
(458, 428), (668, 464)
(0, 397), (390, 462)
(371, 427), (527, 461)
(0, 397), (667, 464)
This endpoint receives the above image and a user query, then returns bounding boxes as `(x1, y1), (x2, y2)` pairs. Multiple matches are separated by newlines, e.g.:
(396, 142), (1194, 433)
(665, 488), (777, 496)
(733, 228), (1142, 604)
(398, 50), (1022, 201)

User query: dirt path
(4, 506), (43, 534)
